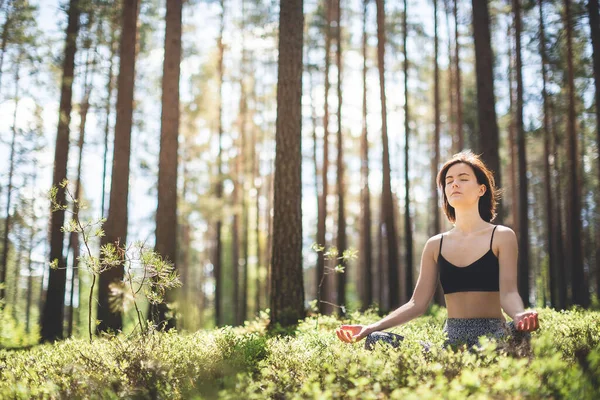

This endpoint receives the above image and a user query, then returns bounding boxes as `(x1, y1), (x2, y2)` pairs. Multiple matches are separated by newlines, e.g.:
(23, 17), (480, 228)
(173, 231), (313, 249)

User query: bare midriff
(445, 291), (505, 320)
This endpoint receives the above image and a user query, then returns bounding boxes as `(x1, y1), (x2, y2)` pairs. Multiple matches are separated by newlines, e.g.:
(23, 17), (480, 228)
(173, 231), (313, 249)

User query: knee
(364, 331), (404, 351)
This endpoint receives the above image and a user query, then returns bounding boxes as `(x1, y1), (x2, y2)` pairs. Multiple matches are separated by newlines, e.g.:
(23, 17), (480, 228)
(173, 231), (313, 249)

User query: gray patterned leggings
(364, 318), (529, 351)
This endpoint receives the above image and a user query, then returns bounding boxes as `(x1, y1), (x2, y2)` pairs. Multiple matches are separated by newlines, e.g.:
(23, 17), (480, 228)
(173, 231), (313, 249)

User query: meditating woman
(336, 151), (539, 350)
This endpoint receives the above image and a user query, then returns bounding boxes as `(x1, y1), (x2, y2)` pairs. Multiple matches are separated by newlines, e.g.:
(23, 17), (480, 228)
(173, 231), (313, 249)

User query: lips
(450, 192), (462, 196)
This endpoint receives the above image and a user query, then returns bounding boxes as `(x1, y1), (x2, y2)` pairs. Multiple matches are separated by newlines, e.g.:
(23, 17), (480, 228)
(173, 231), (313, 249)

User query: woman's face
(444, 163), (486, 209)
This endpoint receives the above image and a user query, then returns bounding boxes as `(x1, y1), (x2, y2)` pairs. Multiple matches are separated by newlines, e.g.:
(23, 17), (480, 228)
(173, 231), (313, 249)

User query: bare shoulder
(425, 233), (444, 248)
(423, 233), (444, 260)
(493, 225), (517, 248)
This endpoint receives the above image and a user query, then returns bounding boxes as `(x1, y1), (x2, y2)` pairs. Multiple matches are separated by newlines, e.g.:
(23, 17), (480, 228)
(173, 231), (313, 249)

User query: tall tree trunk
(232, 150), (240, 325)
(432, 0), (445, 306)
(376, 0), (400, 312)
(252, 75), (261, 315)
(241, 182), (249, 323)
(513, 0), (529, 307)
(26, 177), (36, 333)
(564, 0), (588, 307)
(101, 19), (118, 219)
(265, 168), (274, 306)
(11, 220), (22, 318)
(97, 0), (140, 333)
(41, 0), (81, 342)
(237, 59), (249, 325)
(67, 47), (93, 337)
(454, 0), (463, 151)
(587, 0), (600, 302)
(310, 46), (320, 305)
(444, 0), (456, 153)
(507, 20), (519, 233)
(334, 0), (347, 315)
(0, 0), (13, 96)
(550, 99), (567, 309)
(7, 58), (22, 316)
(177, 151), (189, 329)
(152, 0), (182, 330)
(471, 0), (502, 222)
(214, 0), (226, 327)
(539, 0), (558, 308)
(254, 168), (261, 315)
(0, 53), (19, 302)
(316, 0), (332, 315)
(360, 0), (373, 310)
(402, 0), (413, 301)
(269, 0), (304, 328)
(241, 1), (250, 325)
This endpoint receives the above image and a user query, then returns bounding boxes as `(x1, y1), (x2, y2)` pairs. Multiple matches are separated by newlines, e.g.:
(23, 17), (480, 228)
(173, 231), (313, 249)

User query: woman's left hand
(514, 310), (539, 331)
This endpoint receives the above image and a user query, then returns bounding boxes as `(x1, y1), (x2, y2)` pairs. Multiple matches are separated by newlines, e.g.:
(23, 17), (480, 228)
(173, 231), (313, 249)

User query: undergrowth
(0, 307), (599, 399)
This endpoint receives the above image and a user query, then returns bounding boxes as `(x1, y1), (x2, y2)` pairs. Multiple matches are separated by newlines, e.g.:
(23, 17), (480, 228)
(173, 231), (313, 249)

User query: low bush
(0, 307), (598, 399)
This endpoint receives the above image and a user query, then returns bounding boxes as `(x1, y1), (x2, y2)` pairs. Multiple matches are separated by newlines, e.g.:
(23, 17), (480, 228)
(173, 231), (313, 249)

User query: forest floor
(1, 306), (599, 399)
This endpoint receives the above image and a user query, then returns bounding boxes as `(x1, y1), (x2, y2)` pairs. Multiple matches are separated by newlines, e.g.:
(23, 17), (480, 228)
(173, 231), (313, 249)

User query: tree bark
(402, 0), (413, 302)
(444, 0), (456, 153)
(0, 53), (19, 302)
(471, 0), (502, 222)
(214, 0), (226, 327)
(432, 0), (445, 306)
(539, 0), (558, 309)
(316, 0), (332, 315)
(376, 0), (400, 312)
(564, 0), (588, 307)
(587, 0), (600, 302)
(101, 17), (118, 220)
(0, 0), (14, 96)
(97, 0), (140, 333)
(41, 0), (81, 342)
(454, 0), (463, 151)
(26, 177), (36, 333)
(334, 0), (347, 315)
(550, 99), (567, 309)
(152, 0), (182, 330)
(360, 0), (373, 310)
(512, 0), (530, 307)
(269, 0), (304, 328)
(507, 20), (519, 233)
(67, 44), (93, 337)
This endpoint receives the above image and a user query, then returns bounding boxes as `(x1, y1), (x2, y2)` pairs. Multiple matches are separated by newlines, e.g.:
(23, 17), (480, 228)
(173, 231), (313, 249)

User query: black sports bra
(438, 226), (499, 294)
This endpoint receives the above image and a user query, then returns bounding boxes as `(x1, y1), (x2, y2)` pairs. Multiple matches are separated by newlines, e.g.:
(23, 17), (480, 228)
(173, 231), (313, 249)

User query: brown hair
(436, 150), (500, 223)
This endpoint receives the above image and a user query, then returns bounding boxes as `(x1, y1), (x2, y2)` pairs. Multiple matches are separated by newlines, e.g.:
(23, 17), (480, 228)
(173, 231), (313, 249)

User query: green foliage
(0, 306), (39, 349)
(0, 308), (599, 398)
(50, 182), (182, 341)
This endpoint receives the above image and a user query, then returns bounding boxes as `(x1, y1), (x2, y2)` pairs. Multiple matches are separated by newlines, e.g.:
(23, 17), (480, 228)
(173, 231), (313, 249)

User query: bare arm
(497, 227), (526, 320)
(366, 236), (440, 332)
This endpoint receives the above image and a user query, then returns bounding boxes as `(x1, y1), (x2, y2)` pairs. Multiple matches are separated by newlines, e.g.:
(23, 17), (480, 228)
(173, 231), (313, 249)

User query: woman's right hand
(335, 324), (373, 343)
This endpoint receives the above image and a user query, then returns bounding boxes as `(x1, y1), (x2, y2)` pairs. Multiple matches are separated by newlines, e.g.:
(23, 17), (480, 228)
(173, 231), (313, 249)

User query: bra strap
(490, 225), (498, 249)
(439, 234), (444, 254)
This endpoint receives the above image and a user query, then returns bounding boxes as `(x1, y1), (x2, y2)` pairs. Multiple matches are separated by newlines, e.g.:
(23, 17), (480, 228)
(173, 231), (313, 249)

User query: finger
(529, 315), (536, 331)
(344, 330), (354, 343)
(518, 320), (524, 331)
(525, 316), (531, 331)
(532, 314), (539, 330)
(335, 329), (347, 343)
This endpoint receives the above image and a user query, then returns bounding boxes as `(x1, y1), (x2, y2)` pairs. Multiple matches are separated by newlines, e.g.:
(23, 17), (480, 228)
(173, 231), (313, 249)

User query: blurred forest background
(0, 0), (599, 343)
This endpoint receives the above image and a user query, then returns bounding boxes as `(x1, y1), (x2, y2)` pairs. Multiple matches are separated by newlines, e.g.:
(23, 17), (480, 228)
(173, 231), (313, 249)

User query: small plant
(50, 180), (181, 341)
(310, 243), (358, 327)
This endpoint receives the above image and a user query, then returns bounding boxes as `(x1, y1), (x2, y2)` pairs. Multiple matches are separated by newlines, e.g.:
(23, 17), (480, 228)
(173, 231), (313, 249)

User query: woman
(336, 151), (539, 350)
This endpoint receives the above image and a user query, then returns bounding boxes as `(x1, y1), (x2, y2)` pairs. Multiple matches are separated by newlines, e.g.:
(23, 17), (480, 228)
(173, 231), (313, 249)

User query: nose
(451, 181), (459, 189)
